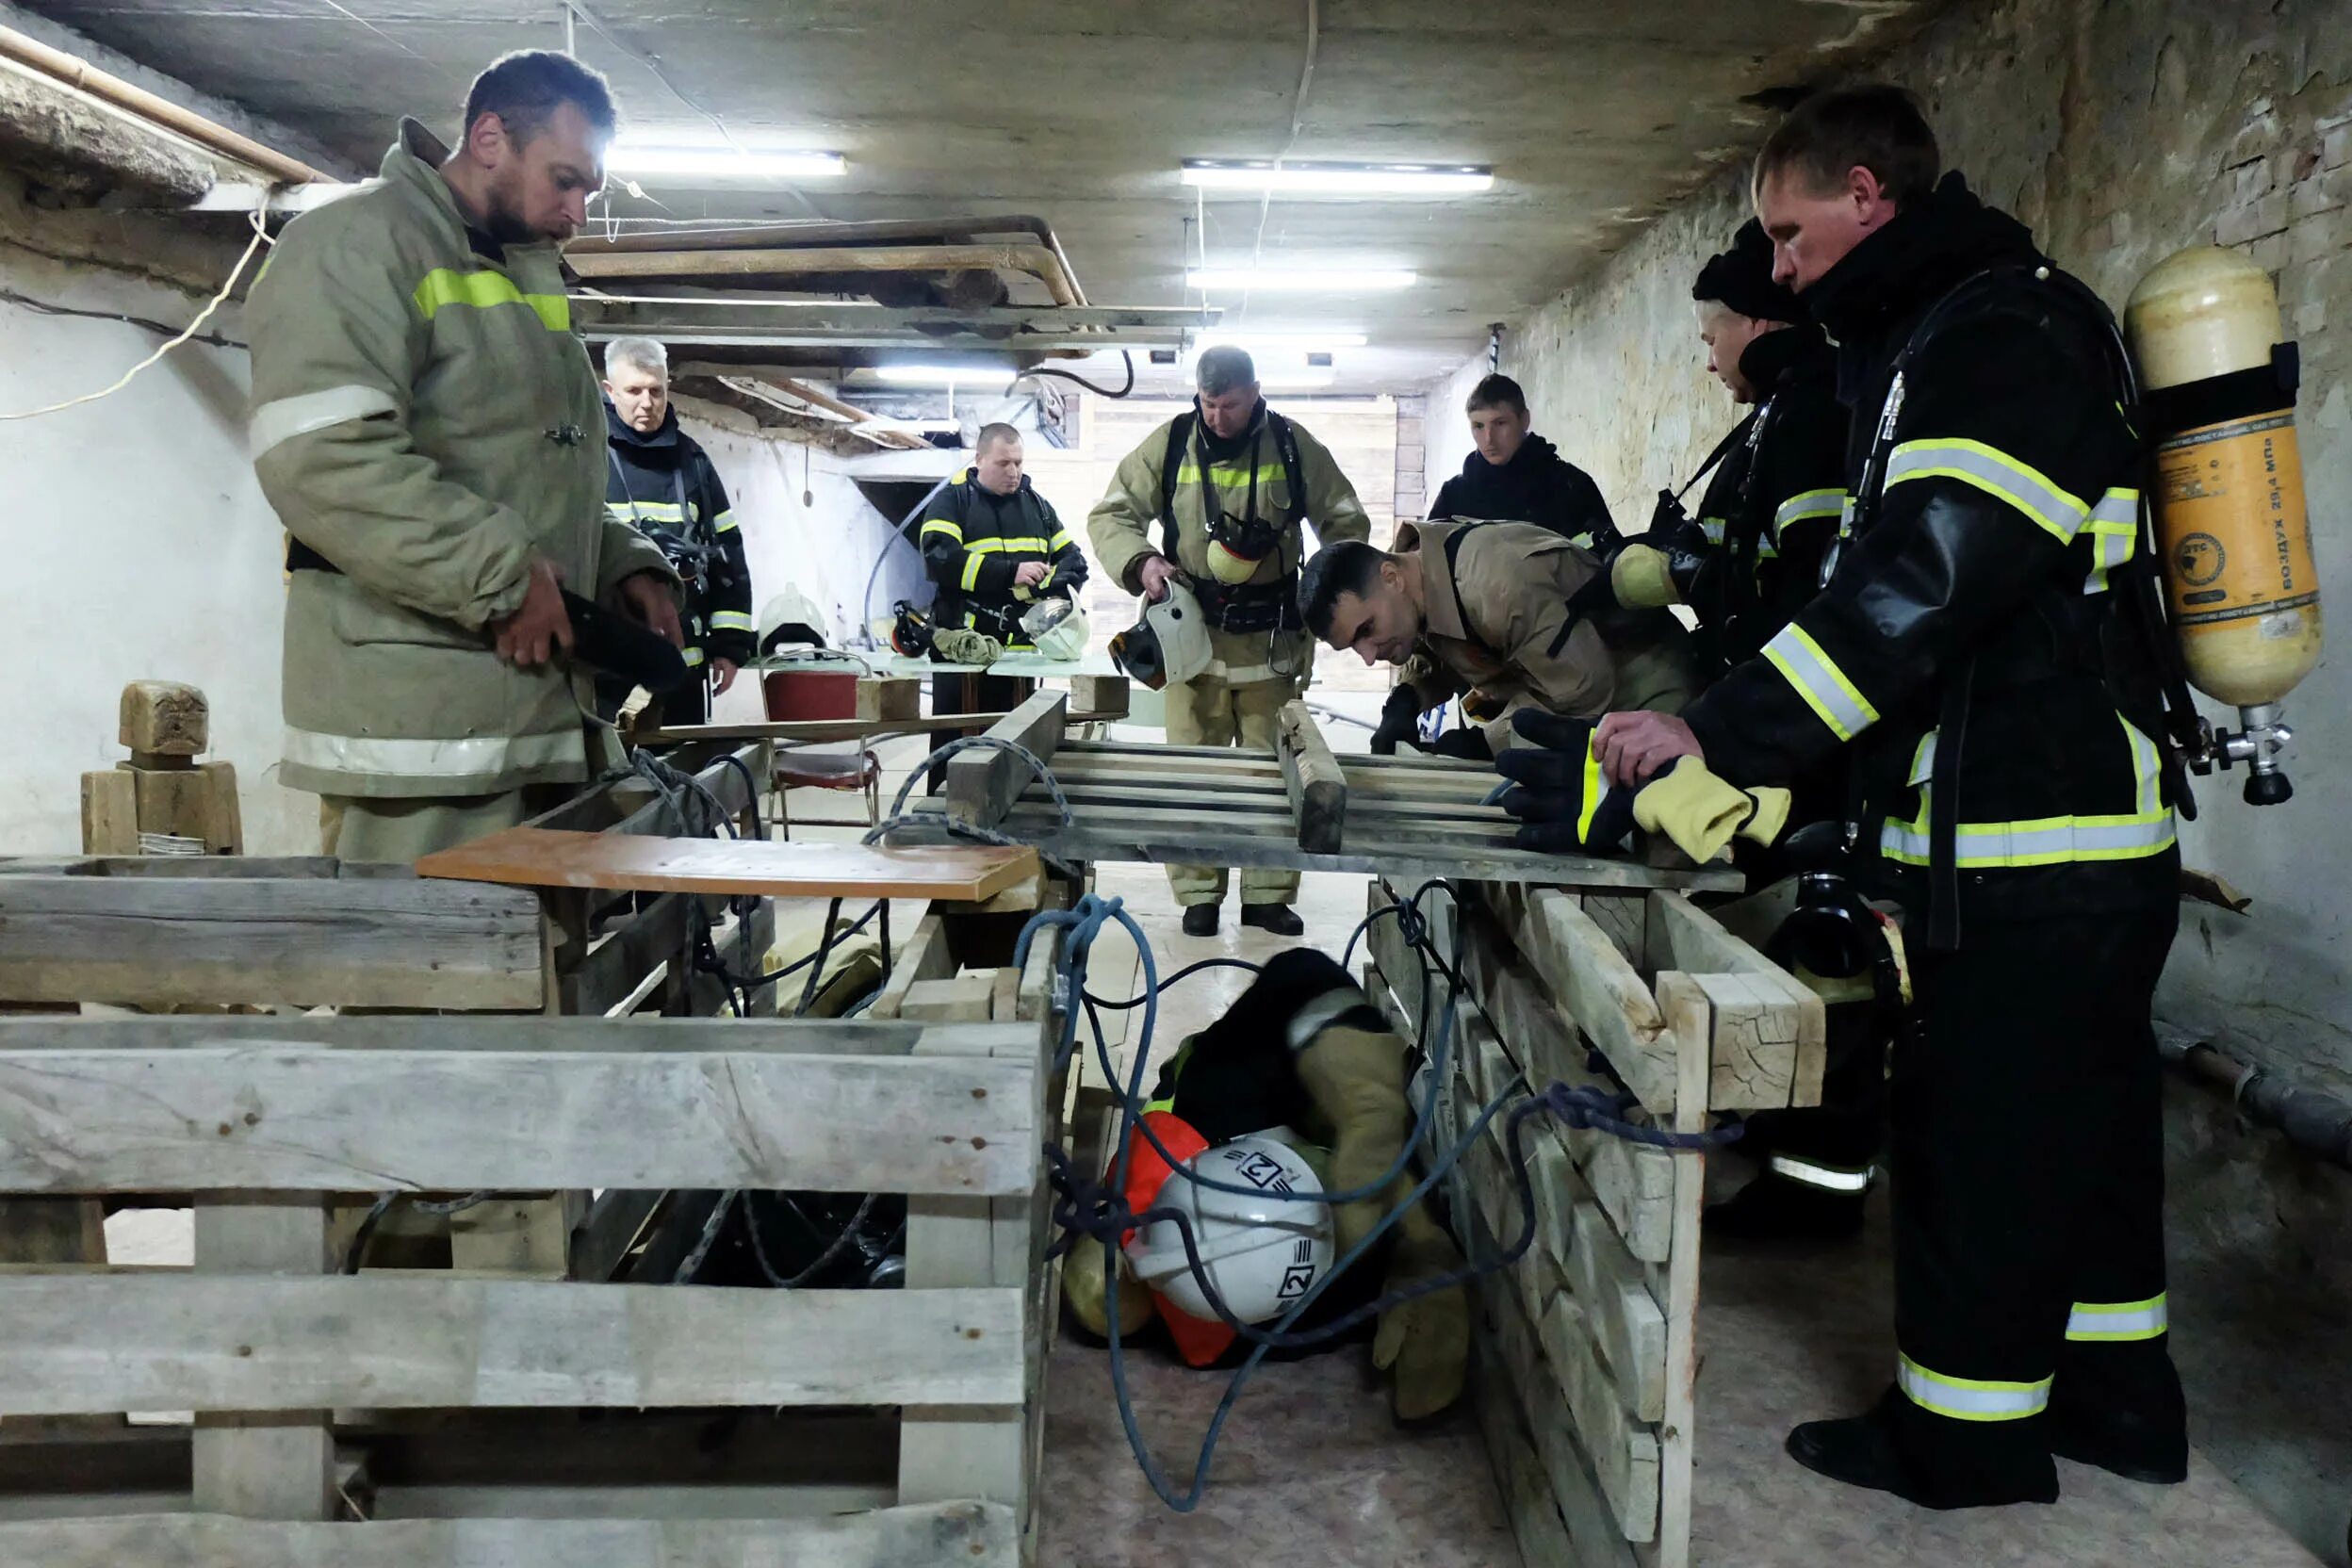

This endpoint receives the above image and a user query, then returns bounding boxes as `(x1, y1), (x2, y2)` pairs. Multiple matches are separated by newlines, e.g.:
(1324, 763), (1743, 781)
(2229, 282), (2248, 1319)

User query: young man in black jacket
(601, 336), (754, 725)
(1502, 86), (2184, 1510)
(1428, 374), (1616, 548)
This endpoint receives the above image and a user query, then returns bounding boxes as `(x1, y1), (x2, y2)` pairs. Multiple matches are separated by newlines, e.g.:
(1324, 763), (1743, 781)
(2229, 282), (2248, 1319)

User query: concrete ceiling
(25, 0), (1947, 393)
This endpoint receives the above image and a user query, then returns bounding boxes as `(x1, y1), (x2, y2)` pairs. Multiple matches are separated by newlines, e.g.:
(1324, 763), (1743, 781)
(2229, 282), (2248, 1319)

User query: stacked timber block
(857, 675), (923, 722)
(1365, 877), (1823, 1568)
(80, 679), (241, 855)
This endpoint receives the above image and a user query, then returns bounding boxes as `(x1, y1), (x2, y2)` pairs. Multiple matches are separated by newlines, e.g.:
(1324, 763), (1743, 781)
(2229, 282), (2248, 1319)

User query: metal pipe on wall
(2157, 1024), (2352, 1170)
(0, 24), (324, 187)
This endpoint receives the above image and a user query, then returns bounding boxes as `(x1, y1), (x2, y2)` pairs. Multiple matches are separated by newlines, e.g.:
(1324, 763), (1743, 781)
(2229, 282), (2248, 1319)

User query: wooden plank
(1584, 891), (1648, 969)
(1451, 918), (1674, 1262)
(191, 1195), (332, 1521)
(1274, 700), (1347, 853)
(1651, 972), (1711, 1568)
(1531, 1292), (1659, 1542)
(0, 875), (546, 1011)
(0, 1501), (1020, 1567)
(0, 1275), (1021, 1413)
(1481, 885), (1679, 1114)
(641, 710), (1117, 743)
(416, 829), (1036, 904)
(855, 675), (921, 722)
(1474, 1338), (1581, 1568)
(523, 743), (765, 838)
(1649, 891), (1827, 1111)
(0, 1020), (1038, 1196)
(901, 974), (997, 1022)
(1690, 970), (1809, 1112)
(1565, 1201), (1668, 1426)
(78, 769), (140, 856)
(988, 965), (1019, 1022)
(867, 913), (952, 1020)
(944, 691), (1068, 830)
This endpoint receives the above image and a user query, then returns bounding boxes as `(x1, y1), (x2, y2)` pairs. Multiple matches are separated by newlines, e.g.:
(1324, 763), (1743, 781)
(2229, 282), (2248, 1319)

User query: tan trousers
(318, 786), (567, 863)
(1162, 668), (1301, 907)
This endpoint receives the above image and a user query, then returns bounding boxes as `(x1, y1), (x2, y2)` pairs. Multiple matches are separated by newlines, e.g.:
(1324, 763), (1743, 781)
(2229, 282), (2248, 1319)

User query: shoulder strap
(1677, 410), (1759, 501)
(1440, 520), (1497, 652)
(1269, 410), (1308, 525)
(1157, 412), (1193, 560)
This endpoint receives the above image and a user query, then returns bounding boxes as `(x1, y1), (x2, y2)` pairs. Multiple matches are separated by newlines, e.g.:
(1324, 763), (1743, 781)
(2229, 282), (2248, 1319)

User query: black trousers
(1886, 902), (2182, 1492)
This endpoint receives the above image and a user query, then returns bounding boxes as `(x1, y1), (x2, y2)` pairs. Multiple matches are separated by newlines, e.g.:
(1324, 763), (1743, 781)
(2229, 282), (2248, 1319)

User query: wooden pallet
(1365, 878), (1822, 1568)
(909, 692), (1742, 892)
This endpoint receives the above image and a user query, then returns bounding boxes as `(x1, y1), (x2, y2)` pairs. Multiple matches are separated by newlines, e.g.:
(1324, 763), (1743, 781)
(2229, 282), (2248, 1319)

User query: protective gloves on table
(1369, 685), (1422, 756)
(931, 628), (1004, 664)
(1493, 708), (1790, 862)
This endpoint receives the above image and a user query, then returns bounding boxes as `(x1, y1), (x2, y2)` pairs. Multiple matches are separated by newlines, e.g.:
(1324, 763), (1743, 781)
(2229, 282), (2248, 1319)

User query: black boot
(1705, 1173), (1867, 1241)
(1181, 903), (1220, 937)
(1240, 903), (1304, 936)
(1787, 1389), (2057, 1509)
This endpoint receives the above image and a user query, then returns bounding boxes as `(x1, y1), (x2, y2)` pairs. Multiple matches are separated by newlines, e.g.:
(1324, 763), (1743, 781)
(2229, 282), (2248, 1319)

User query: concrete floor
(1037, 861), (2326, 1568)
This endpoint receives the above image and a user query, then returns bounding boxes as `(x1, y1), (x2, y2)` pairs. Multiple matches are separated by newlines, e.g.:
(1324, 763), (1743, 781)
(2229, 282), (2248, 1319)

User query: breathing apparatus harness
(607, 445), (734, 597)
(1156, 400), (1311, 636)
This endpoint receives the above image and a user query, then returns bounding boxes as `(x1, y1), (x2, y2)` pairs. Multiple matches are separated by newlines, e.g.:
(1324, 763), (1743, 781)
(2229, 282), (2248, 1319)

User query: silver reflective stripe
(709, 611), (756, 633)
(1881, 812), (2176, 867)
(2066, 1294), (2168, 1342)
(250, 384), (400, 460)
(1897, 1354), (2051, 1422)
(1885, 438), (2090, 544)
(1773, 487), (1847, 533)
(1284, 988), (1363, 1053)
(1761, 624), (1879, 743)
(282, 725), (582, 780)
(1767, 1155), (1872, 1193)
(1700, 516), (1726, 546)
(2082, 488), (2139, 594)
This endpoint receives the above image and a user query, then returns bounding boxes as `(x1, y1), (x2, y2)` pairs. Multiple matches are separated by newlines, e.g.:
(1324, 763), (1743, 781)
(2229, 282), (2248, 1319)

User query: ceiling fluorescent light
(1192, 331), (1370, 351)
(1182, 159), (1492, 195)
(608, 143), (847, 180)
(862, 364), (1015, 386)
(1187, 268), (1415, 293)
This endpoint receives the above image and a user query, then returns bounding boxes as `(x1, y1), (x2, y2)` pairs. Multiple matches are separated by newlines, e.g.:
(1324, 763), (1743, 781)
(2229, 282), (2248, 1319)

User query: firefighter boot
(1704, 1171), (1867, 1241)
(1788, 1388), (2059, 1509)
(2046, 1340), (2188, 1484)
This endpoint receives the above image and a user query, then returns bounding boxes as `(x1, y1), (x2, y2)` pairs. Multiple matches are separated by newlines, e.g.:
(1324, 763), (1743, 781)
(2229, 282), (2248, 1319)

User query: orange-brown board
(415, 827), (1037, 902)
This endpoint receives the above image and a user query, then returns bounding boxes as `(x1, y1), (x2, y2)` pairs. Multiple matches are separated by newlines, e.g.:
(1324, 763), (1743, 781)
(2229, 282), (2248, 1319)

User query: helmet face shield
(1110, 582), (1212, 690)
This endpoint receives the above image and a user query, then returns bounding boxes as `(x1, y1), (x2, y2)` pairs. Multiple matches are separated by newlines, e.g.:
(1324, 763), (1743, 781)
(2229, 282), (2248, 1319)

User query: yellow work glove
(1610, 543), (1681, 608)
(1631, 756), (1791, 862)
(931, 628), (1005, 664)
(1060, 1234), (1152, 1339)
(1371, 1217), (1469, 1422)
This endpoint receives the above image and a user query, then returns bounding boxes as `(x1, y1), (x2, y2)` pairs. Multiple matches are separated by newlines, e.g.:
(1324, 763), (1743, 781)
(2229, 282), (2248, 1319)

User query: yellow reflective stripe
(966, 536), (1054, 553)
(2082, 488), (2139, 595)
(1897, 1354), (2051, 1422)
(1761, 624), (1879, 743)
(1699, 515), (1727, 546)
(712, 509), (738, 534)
(709, 611), (756, 633)
(1173, 461), (1291, 485)
(680, 646), (707, 667)
(1884, 437), (2089, 545)
(412, 268), (570, 331)
(1047, 529), (1073, 551)
(960, 552), (983, 592)
(1774, 487), (1847, 531)
(2066, 1293), (2168, 1342)
(616, 500), (690, 521)
(920, 518), (965, 542)
(1880, 711), (2172, 868)
(1577, 730), (1603, 843)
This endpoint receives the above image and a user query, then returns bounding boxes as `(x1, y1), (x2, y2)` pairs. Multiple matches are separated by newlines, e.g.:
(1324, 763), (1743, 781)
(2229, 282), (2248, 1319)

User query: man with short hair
(601, 335), (754, 726)
(1427, 374), (1615, 547)
(1298, 526), (1694, 759)
(250, 50), (680, 860)
(1089, 346), (1371, 936)
(1500, 84), (2185, 1510)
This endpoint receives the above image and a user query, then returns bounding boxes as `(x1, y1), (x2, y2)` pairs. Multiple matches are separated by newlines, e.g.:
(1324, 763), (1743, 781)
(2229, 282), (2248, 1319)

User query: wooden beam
(944, 691), (1067, 831)
(1479, 886), (1679, 1113)
(1648, 890), (1827, 1111)
(1274, 701), (1347, 853)
(866, 913), (954, 1020)
(0, 874), (546, 1010)
(1651, 972), (1712, 1568)
(0, 1506), (1019, 1568)
(416, 828), (1035, 904)
(0, 1274), (1021, 1413)
(191, 1195), (333, 1521)
(0, 1018), (1038, 1196)
(639, 709), (1119, 744)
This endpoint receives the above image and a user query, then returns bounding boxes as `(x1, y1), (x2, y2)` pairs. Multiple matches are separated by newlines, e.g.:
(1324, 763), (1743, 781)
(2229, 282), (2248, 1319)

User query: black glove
(1370, 686), (1422, 756)
(1490, 709), (1636, 854)
(1422, 726), (1494, 761)
(1566, 531), (1631, 615)
(1658, 515), (1724, 617)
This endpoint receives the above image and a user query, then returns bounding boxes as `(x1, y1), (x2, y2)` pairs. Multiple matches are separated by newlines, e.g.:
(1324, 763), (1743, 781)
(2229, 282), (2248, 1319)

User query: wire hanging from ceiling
(1237, 0), (1319, 325)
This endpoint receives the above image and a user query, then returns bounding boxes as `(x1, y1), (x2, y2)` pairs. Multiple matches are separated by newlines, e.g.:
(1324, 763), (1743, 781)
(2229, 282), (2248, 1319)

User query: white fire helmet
(1021, 596), (1090, 662)
(1108, 580), (1213, 691)
(1123, 1135), (1336, 1325)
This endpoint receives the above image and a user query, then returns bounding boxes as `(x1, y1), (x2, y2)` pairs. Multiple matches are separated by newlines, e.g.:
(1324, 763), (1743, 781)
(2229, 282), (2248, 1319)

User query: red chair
(772, 746), (884, 835)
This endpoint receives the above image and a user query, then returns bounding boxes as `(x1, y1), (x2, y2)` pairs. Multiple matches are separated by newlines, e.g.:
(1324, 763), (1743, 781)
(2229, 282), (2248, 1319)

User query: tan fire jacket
(249, 119), (674, 799)
(1396, 518), (1697, 751)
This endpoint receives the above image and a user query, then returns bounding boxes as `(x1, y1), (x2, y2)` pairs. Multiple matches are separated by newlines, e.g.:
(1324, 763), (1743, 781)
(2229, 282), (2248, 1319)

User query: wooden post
(1068, 674), (1128, 720)
(1274, 701), (1347, 852)
(943, 691), (1068, 830)
(856, 676), (922, 722)
(191, 1193), (334, 1521)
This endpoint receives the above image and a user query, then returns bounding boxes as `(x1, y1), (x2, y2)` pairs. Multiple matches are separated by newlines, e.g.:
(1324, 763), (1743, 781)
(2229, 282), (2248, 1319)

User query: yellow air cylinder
(2124, 245), (2322, 708)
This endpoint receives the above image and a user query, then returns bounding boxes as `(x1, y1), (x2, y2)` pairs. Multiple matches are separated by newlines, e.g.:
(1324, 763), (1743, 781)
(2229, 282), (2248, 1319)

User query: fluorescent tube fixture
(1182, 159), (1492, 195)
(608, 142), (847, 180)
(1186, 268), (1416, 292)
(1192, 332), (1370, 351)
(863, 365), (1015, 386)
